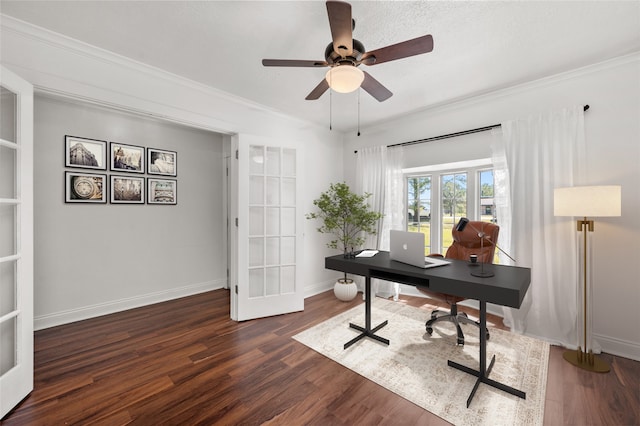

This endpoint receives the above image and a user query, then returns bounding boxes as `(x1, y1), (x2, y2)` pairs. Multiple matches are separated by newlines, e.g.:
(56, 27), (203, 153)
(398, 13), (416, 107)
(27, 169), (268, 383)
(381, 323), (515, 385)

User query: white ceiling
(2, 1), (639, 132)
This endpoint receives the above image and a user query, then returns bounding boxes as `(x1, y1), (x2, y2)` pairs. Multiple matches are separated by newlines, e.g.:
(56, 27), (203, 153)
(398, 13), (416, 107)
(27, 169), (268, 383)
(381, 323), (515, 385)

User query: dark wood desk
(325, 251), (531, 407)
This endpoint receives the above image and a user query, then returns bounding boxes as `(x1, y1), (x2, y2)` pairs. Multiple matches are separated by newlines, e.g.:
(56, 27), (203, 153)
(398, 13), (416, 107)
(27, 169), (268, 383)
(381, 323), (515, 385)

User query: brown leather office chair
(417, 220), (499, 345)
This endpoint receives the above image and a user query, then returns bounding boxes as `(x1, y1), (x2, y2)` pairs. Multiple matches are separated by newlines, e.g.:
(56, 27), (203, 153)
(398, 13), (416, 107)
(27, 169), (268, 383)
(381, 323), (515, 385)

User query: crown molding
(0, 15), (232, 100)
(0, 14), (315, 131)
(362, 50), (640, 135)
(454, 51), (640, 110)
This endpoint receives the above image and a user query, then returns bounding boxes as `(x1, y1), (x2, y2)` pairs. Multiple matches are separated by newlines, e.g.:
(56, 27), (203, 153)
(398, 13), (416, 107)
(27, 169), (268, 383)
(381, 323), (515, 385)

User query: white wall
(343, 54), (640, 360)
(1, 15), (345, 327)
(33, 94), (226, 328)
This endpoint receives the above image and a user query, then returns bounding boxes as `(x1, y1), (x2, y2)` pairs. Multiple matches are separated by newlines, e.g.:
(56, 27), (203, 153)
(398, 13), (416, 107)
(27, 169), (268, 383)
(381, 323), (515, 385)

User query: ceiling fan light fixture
(325, 66), (364, 93)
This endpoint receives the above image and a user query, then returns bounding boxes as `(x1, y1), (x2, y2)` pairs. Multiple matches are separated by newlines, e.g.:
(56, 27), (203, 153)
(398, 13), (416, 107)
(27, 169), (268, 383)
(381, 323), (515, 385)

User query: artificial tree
(307, 182), (383, 299)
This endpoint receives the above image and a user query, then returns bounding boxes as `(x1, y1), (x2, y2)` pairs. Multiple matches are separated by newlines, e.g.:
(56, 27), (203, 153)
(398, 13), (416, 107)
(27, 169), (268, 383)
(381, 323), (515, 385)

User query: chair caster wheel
(430, 312), (438, 320)
(457, 338), (464, 345)
(486, 332), (490, 340)
(426, 326), (433, 335)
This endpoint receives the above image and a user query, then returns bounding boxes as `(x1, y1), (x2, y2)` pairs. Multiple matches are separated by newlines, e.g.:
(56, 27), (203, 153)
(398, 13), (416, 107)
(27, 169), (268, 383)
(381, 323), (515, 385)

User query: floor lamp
(554, 185), (621, 373)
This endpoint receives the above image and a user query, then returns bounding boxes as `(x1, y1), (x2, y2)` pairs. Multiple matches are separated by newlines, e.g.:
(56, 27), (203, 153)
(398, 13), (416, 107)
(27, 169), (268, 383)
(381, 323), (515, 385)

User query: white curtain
(356, 145), (405, 299)
(491, 105), (586, 347)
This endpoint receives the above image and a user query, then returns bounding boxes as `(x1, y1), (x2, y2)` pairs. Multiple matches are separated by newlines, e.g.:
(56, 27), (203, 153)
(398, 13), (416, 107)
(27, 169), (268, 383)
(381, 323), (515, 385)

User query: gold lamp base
(563, 347), (610, 373)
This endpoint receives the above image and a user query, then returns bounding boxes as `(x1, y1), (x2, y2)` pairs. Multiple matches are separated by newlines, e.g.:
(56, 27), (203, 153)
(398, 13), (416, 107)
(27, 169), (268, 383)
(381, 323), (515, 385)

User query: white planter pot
(334, 278), (358, 302)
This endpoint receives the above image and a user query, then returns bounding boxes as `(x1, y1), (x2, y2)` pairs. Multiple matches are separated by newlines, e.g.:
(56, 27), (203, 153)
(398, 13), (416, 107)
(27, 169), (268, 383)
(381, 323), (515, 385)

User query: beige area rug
(293, 298), (549, 426)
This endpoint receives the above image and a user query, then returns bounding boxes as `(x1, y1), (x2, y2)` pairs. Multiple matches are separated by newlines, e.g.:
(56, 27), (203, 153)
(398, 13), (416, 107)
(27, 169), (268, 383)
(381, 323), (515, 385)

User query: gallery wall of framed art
(63, 135), (177, 205)
(35, 94), (226, 333)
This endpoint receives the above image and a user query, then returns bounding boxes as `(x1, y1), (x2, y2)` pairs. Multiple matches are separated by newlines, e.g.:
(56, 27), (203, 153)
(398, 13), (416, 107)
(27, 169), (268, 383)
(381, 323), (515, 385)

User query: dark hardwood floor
(2, 289), (639, 425)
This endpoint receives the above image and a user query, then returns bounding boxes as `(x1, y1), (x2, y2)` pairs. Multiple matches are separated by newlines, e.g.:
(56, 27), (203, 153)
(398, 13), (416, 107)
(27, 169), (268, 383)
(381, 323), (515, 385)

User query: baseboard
(34, 279), (226, 330)
(37, 278), (338, 331)
(594, 334), (640, 362)
(304, 279), (335, 299)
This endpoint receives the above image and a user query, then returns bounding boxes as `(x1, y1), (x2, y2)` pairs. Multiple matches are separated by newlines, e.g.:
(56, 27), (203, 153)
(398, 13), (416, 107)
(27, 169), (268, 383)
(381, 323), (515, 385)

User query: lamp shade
(325, 65), (364, 93)
(554, 185), (621, 217)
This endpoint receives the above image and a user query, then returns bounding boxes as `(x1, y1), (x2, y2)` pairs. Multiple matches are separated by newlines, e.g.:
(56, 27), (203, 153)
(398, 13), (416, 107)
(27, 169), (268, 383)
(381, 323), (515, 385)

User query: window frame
(404, 158), (494, 255)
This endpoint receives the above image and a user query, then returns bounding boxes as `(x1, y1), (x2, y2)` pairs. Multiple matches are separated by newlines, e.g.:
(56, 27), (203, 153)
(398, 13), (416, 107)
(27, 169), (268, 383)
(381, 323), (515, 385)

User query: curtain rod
(355, 104), (589, 153)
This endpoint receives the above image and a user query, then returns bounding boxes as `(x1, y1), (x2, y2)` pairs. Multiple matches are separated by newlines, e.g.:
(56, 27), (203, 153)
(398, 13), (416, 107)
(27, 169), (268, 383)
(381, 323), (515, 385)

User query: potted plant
(306, 182), (383, 301)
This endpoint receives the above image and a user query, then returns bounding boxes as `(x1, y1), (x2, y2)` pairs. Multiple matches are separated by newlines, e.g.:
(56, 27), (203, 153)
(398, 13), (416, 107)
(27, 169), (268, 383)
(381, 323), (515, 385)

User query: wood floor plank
(2, 289), (639, 425)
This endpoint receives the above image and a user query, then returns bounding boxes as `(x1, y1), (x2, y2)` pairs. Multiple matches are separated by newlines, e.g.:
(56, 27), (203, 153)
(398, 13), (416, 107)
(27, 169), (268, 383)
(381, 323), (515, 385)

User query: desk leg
(447, 301), (526, 407)
(344, 275), (389, 350)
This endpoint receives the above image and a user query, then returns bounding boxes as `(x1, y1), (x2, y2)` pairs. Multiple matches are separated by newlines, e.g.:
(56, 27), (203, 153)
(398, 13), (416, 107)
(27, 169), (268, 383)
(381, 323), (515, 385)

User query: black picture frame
(147, 178), (177, 205)
(147, 148), (177, 177)
(65, 171), (107, 203)
(110, 175), (145, 204)
(64, 135), (107, 170)
(110, 142), (145, 173)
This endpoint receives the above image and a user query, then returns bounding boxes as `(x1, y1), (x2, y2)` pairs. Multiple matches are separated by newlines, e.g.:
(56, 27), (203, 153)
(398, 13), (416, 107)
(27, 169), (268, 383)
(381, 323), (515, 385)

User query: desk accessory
(554, 185), (621, 373)
(455, 218), (515, 278)
(355, 249), (379, 258)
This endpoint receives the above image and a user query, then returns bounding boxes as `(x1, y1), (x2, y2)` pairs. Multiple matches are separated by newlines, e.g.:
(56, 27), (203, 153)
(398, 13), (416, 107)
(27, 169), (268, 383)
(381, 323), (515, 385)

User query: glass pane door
(235, 135), (303, 321)
(1, 67), (34, 419)
(0, 87), (18, 379)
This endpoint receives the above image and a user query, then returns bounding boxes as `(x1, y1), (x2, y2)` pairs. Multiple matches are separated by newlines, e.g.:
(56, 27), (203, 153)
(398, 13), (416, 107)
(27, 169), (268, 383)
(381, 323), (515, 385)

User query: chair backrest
(445, 221), (500, 264)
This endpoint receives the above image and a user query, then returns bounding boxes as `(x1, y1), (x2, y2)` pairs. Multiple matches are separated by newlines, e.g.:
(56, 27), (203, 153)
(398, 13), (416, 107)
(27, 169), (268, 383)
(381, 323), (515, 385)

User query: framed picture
(110, 142), (144, 173)
(147, 148), (177, 176)
(148, 178), (177, 205)
(64, 135), (107, 170)
(110, 175), (145, 204)
(65, 172), (107, 203)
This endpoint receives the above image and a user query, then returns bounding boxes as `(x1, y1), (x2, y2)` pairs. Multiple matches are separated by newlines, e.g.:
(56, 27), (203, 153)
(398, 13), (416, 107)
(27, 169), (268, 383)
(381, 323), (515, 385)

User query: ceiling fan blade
(361, 71), (392, 102)
(361, 34), (434, 66)
(326, 1), (353, 57)
(262, 59), (328, 67)
(305, 78), (330, 100)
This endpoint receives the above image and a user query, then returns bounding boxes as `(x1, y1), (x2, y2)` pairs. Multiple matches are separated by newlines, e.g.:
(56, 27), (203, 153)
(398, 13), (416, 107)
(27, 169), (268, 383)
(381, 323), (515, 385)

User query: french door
(230, 134), (303, 321)
(0, 67), (34, 418)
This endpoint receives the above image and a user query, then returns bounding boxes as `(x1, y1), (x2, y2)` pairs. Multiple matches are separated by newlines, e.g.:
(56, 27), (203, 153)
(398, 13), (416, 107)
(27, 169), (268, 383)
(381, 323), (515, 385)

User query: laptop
(389, 230), (450, 269)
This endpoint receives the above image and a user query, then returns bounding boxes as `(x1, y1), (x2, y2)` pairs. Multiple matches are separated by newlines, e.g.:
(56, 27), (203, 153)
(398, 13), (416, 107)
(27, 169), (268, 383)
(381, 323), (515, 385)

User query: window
(479, 169), (496, 223)
(407, 176), (431, 255)
(440, 172), (467, 253)
(405, 160), (494, 255)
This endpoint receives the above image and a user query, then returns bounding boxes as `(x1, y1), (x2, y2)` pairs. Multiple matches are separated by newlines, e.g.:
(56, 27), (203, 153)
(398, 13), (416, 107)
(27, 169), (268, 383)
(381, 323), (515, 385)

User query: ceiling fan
(262, 0), (434, 102)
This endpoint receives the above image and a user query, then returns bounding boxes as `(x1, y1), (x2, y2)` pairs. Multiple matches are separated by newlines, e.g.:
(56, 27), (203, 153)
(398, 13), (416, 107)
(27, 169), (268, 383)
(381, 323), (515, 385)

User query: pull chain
(329, 88), (332, 131)
(357, 87), (361, 136)
(328, 70), (332, 131)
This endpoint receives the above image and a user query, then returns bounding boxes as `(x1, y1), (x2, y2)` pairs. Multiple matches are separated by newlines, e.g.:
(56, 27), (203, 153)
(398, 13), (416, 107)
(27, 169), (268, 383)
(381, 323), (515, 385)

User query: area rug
(293, 298), (549, 426)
